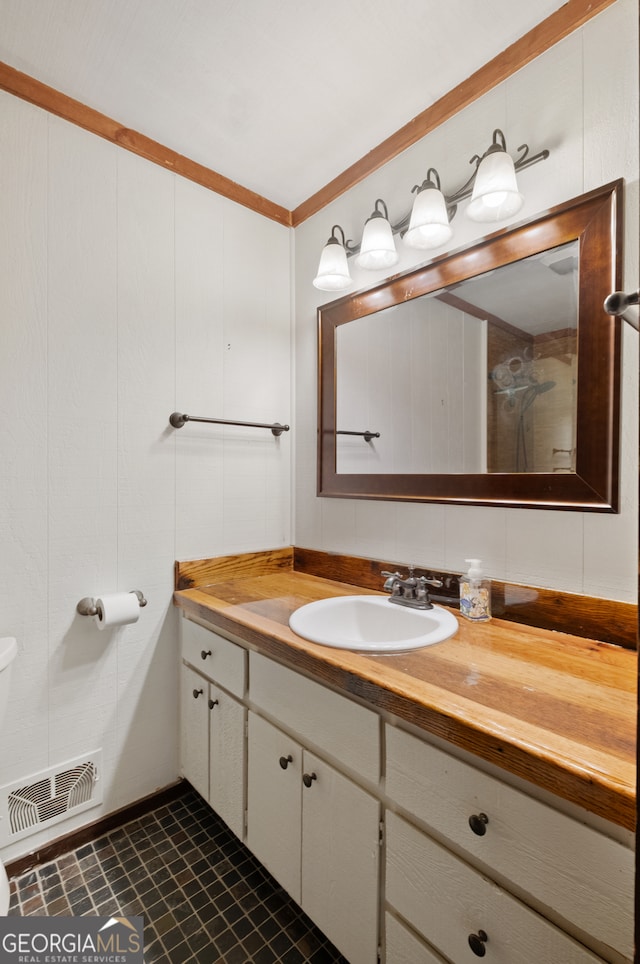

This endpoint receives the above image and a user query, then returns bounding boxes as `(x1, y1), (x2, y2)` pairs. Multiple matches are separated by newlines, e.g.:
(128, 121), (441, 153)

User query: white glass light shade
(313, 239), (352, 291)
(466, 150), (524, 222)
(404, 187), (453, 249)
(356, 214), (399, 270)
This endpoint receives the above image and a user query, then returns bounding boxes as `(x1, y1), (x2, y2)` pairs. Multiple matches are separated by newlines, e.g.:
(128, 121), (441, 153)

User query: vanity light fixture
(312, 129), (549, 288)
(356, 199), (399, 270)
(404, 169), (453, 250)
(466, 129), (524, 222)
(313, 224), (352, 291)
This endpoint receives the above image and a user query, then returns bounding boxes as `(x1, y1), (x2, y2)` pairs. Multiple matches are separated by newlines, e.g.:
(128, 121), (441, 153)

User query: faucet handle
(381, 570), (403, 591)
(420, 575), (443, 588)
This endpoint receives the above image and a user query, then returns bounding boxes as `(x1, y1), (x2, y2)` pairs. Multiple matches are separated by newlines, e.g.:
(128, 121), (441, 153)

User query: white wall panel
(173, 185), (292, 561)
(174, 179), (225, 560)
(505, 30), (584, 214)
(0, 93), (49, 786)
(46, 120), (119, 769)
(117, 151), (176, 511)
(395, 502), (447, 571)
(219, 202), (292, 556)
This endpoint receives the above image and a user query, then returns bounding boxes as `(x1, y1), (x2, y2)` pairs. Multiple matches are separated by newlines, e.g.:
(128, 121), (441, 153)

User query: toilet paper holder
(76, 590), (147, 616)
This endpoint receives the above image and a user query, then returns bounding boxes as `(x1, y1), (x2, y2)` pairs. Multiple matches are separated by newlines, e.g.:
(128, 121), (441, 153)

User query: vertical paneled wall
(0, 95), (292, 860)
(293, 0), (639, 601)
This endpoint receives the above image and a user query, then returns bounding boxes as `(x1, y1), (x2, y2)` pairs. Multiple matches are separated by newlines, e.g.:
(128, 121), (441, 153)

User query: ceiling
(0, 0), (569, 211)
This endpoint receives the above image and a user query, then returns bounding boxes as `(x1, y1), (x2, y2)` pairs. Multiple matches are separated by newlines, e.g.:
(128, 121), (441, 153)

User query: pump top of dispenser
(465, 559), (483, 581)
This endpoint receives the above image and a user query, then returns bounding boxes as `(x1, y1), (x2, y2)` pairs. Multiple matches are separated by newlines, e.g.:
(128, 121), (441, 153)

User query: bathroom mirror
(318, 180), (622, 510)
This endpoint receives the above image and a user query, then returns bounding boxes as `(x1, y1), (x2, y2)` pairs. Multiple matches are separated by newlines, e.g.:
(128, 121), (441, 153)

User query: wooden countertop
(174, 562), (637, 831)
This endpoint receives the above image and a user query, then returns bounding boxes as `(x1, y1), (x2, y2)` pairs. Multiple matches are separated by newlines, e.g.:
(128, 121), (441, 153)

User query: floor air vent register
(0, 751), (102, 845)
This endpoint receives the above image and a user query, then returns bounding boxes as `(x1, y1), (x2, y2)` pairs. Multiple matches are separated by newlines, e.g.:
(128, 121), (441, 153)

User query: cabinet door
(302, 750), (380, 964)
(246, 712), (302, 903)
(180, 665), (209, 801)
(209, 684), (246, 840)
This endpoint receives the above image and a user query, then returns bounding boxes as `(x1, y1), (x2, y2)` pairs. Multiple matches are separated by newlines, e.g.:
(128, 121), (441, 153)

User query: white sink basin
(289, 595), (458, 652)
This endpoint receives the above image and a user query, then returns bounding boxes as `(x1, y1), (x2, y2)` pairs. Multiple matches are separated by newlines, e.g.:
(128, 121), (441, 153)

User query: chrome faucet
(381, 566), (443, 610)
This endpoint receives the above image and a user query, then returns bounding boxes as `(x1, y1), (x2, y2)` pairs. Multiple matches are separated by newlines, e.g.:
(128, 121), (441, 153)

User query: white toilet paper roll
(94, 592), (140, 630)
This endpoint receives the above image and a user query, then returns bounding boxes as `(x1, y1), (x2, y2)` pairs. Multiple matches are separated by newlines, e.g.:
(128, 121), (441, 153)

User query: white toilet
(0, 636), (17, 915)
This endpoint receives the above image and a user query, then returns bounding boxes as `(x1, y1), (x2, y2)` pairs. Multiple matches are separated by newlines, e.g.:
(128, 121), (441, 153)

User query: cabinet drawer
(385, 914), (446, 964)
(386, 812), (603, 964)
(181, 617), (246, 697)
(385, 725), (633, 960)
(250, 651), (380, 784)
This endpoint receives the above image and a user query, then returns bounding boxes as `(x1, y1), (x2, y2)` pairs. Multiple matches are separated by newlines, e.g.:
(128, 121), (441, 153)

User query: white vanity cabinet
(180, 619), (247, 839)
(246, 711), (380, 964)
(178, 613), (633, 964)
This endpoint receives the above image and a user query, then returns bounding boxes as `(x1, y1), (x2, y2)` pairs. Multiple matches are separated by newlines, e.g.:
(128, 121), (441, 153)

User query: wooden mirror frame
(318, 180), (623, 510)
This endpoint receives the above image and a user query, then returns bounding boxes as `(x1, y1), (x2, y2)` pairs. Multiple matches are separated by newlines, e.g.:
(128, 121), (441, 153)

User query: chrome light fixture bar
(312, 129), (549, 291)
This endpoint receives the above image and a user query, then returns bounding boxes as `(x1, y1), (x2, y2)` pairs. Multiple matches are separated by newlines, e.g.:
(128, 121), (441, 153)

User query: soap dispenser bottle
(459, 559), (491, 622)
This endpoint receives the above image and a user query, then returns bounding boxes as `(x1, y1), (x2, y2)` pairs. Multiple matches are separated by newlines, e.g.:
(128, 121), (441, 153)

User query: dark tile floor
(8, 787), (348, 963)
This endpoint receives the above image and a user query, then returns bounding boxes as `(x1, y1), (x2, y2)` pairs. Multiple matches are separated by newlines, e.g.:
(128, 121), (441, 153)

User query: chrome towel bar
(169, 412), (289, 437)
